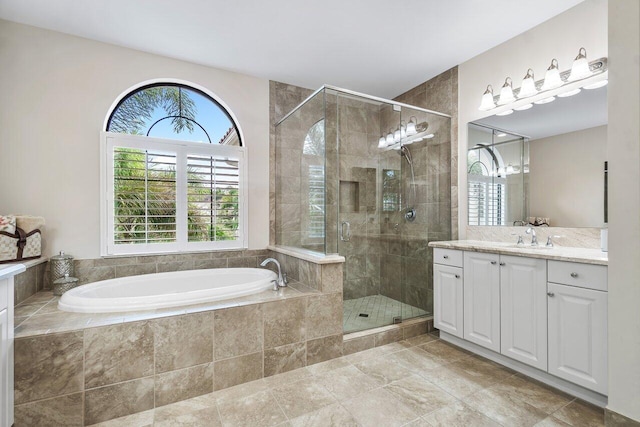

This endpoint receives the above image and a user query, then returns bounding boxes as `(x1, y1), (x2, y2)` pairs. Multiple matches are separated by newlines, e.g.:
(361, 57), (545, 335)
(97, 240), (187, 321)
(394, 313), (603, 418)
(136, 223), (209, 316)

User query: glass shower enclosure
(275, 86), (451, 333)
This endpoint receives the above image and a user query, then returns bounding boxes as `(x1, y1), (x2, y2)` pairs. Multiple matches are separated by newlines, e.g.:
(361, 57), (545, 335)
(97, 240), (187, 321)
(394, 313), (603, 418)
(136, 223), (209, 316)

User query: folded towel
(0, 215), (16, 234)
(15, 215), (45, 233)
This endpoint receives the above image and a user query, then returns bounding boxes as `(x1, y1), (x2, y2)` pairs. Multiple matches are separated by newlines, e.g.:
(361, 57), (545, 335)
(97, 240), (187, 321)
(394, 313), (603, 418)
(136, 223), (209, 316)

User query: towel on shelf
(15, 215), (45, 233)
(0, 215), (16, 234)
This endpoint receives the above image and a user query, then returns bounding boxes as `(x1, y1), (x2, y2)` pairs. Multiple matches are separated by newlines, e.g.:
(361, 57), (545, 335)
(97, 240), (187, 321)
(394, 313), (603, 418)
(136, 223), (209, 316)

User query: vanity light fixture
(519, 69), (538, 98)
(568, 48), (591, 82)
(478, 85), (497, 111)
(557, 88), (581, 98)
(514, 103), (533, 111)
(406, 117), (417, 136)
(496, 109), (514, 116)
(534, 96), (556, 105)
(497, 78), (516, 105)
(378, 135), (387, 148)
(584, 80), (608, 90)
(385, 130), (394, 146)
(478, 54), (606, 113)
(541, 59), (563, 91)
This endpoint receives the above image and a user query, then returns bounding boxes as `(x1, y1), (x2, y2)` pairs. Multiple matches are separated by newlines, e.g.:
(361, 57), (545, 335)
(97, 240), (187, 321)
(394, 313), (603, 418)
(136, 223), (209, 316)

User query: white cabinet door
(0, 308), (7, 427)
(548, 283), (608, 394)
(434, 264), (463, 338)
(464, 251), (500, 352)
(500, 255), (547, 370)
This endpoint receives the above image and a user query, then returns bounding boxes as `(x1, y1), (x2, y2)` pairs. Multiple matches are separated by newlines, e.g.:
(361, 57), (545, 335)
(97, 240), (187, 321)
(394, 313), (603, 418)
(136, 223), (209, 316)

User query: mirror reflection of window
(304, 120), (325, 239)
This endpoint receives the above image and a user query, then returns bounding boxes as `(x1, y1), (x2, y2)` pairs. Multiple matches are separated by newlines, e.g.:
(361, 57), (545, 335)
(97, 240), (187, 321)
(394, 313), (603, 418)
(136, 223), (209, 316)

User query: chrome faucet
(260, 258), (286, 291)
(526, 227), (538, 246)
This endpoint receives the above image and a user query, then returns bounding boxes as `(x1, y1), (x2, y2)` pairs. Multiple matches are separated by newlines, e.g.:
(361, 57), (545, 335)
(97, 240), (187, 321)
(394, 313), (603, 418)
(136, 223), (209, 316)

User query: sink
(508, 244), (552, 250)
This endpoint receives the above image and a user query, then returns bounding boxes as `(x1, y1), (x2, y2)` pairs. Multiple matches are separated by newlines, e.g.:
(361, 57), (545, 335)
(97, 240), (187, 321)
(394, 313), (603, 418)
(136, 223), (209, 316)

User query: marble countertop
(428, 240), (608, 265)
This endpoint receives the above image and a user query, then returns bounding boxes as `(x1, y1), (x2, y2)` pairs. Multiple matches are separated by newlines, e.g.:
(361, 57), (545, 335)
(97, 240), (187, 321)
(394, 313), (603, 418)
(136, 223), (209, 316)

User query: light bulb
(386, 133), (394, 145)
(519, 68), (538, 98)
(479, 85), (496, 110)
(378, 136), (386, 148)
(568, 47), (591, 81)
(498, 167), (506, 176)
(400, 124), (407, 139)
(541, 59), (563, 91)
(497, 78), (515, 105)
(514, 103), (533, 111)
(496, 109), (514, 116)
(557, 88), (581, 98)
(584, 80), (608, 90)
(393, 128), (401, 143)
(506, 164), (514, 174)
(406, 117), (417, 135)
(534, 96), (555, 105)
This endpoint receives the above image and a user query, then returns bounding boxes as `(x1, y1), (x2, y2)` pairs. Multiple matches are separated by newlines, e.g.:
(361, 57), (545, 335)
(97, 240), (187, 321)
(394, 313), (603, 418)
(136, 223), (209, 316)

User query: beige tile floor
(90, 332), (605, 427)
(343, 295), (429, 333)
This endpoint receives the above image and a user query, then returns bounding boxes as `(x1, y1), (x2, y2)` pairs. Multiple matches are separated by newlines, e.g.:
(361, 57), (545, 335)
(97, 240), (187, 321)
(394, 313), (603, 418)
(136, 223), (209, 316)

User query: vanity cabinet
(0, 265), (22, 427)
(433, 249), (463, 338)
(500, 255), (547, 370)
(463, 252), (500, 352)
(547, 261), (608, 395)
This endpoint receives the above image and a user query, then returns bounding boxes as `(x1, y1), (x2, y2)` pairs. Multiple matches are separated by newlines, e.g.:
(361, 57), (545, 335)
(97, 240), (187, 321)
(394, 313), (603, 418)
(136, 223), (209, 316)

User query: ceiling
(0, 0), (585, 98)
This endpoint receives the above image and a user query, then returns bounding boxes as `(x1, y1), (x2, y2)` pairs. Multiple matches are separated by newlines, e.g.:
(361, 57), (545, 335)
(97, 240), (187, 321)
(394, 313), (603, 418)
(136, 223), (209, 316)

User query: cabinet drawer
(433, 248), (463, 267)
(548, 261), (607, 291)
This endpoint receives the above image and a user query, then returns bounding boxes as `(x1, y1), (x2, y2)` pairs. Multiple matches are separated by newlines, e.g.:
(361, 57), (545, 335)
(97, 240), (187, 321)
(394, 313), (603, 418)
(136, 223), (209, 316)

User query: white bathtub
(58, 268), (277, 313)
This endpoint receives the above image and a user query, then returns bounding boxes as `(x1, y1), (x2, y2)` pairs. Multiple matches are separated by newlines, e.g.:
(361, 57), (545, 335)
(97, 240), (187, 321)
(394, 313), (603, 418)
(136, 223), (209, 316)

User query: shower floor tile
(343, 295), (429, 334)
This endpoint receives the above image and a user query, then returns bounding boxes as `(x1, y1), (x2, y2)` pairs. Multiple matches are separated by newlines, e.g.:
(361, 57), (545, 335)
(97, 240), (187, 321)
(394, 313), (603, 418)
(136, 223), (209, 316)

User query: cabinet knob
(490, 261), (497, 265)
(443, 255), (449, 259)
(455, 274), (460, 279)
(499, 262), (506, 266)
(547, 292), (555, 297)
(570, 272), (578, 278)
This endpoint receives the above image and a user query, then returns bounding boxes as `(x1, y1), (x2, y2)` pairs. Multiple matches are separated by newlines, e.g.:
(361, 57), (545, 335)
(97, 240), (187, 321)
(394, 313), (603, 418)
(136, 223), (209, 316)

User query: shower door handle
(340, 221), (351, 242)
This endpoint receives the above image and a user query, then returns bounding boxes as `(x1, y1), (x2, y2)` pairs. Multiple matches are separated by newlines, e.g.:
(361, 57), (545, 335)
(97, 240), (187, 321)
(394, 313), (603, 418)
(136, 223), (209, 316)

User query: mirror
(468, 84), (607, 227)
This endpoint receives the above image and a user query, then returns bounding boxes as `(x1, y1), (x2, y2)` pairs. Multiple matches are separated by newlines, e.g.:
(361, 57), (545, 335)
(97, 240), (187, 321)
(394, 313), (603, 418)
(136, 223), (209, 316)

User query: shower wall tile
(306, 292), (343, 340)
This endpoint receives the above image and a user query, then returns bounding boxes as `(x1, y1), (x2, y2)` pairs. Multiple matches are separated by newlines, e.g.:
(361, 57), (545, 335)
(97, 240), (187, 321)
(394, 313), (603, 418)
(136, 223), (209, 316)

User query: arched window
(101, 82), (246, 255)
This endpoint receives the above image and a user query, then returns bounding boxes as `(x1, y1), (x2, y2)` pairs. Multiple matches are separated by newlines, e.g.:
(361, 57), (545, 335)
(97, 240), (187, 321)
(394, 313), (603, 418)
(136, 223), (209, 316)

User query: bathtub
(58, 268), (277, 313)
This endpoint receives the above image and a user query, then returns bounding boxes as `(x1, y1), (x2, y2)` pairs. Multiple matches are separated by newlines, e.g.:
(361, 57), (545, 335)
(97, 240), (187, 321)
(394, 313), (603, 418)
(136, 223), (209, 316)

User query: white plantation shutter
(104, 133), (246, 255)
(468, 175), (506, 226)
(308, 165), (325, 238)
(187, 154), (240, 242)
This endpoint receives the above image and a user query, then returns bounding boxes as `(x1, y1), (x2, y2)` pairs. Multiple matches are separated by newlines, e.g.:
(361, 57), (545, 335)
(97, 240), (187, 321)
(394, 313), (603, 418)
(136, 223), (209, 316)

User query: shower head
(399, 145), (413, 166)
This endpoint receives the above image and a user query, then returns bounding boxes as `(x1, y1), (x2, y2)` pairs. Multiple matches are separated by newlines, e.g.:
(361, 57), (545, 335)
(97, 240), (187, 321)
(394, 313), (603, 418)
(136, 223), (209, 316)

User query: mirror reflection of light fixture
(519, 69), (538, 98)
(541, 59), (563, 91)
(568, 47), (591, 81)
(534, 96), (556, 105)
(406, 117), (417, 135)
(385, 130), (394, 146)
(557, 88), (581, 98)
(497, 78), (516, 105)
(378, 135), (387, 148)
(584, 80), (608, 89)
(496, 109), (514, 116)
(514, 103), (533, 111)
(479, 85), (497, 111)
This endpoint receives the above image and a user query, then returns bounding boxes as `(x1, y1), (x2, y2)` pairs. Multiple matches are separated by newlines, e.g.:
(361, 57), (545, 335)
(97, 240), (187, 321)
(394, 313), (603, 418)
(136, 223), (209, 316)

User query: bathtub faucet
(260, 258), (287, 291)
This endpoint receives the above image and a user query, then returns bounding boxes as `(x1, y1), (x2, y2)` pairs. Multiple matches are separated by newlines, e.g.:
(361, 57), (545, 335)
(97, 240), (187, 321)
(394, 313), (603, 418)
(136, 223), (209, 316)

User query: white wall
(607, 0), (640, 421)
(458, 0), (608, 236)
(0, 20), (270, 258)
(529, 125), (606, 227)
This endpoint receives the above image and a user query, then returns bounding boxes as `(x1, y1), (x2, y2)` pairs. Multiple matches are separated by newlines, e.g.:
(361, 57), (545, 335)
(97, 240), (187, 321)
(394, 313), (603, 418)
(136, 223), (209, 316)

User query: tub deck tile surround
(85, 331), (605, 427)
(13, 252), (346, 426)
